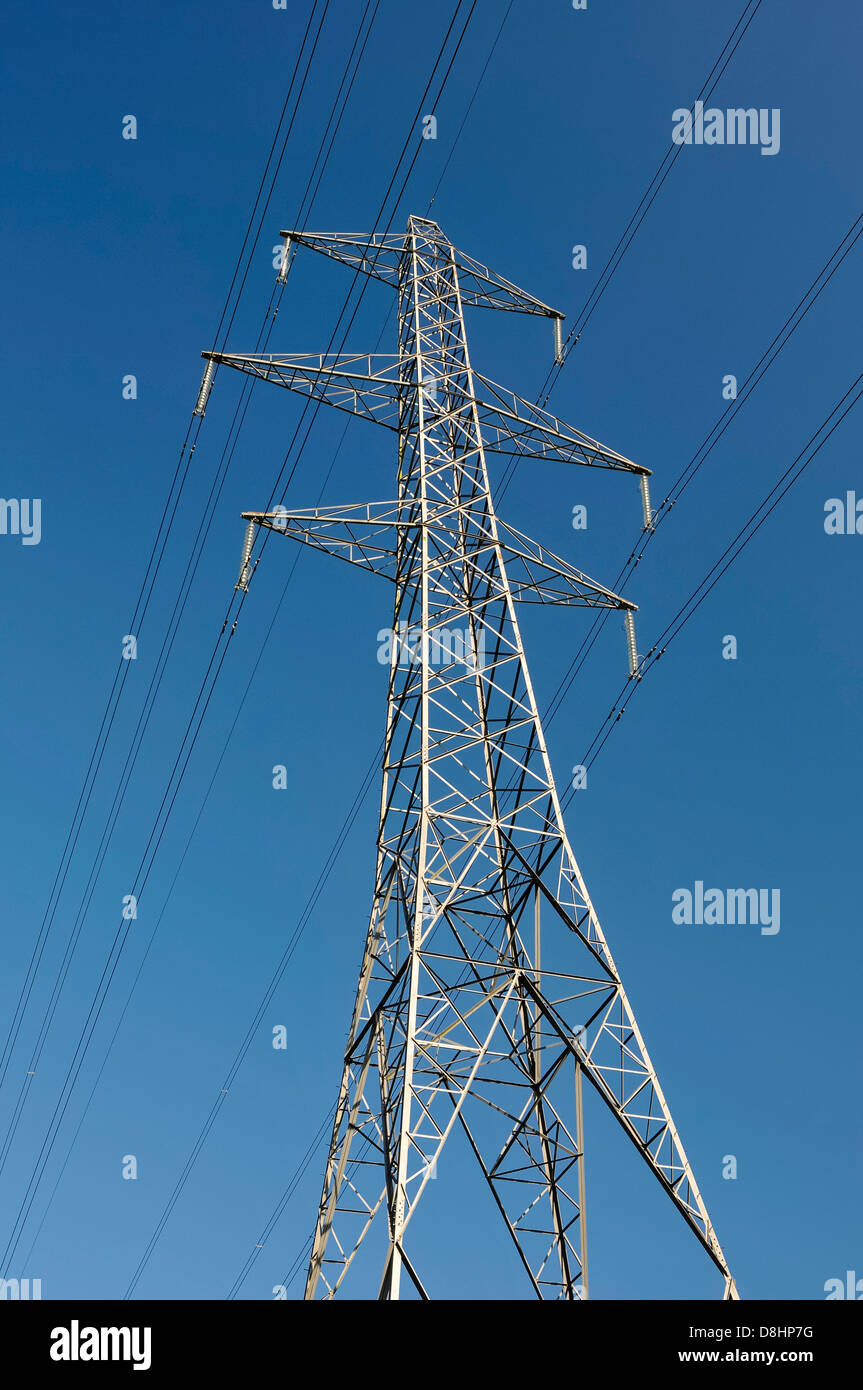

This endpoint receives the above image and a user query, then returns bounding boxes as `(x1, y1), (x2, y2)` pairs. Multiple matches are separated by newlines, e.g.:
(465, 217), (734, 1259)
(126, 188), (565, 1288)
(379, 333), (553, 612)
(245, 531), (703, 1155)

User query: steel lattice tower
(204, 216), (738, 1301)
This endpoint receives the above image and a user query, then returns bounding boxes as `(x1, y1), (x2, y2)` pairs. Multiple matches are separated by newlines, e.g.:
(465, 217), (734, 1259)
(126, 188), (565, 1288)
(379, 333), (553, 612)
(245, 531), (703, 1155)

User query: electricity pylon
(203, 215), (737, 1301)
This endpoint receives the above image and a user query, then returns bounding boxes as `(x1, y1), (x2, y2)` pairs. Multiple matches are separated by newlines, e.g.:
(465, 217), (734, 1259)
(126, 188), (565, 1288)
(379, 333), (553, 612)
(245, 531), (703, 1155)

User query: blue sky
(1, 0), (860, 1301)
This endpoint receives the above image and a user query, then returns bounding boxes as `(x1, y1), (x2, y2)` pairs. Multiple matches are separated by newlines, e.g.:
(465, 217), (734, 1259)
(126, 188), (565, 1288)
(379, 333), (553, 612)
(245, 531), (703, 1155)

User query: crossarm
(279, 223), (563, 317)
(205, 351), (647, 475)
(240, 503), (637, 611)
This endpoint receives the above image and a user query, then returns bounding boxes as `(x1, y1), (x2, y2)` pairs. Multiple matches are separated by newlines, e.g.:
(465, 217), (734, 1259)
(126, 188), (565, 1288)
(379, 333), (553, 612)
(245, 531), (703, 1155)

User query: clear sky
(1, 0), (860, 1301)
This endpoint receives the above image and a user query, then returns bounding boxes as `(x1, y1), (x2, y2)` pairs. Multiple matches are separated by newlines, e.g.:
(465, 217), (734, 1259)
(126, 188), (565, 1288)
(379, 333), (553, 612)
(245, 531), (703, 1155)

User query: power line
(0, 0), (333, 1115)
(0, 0), (396, 1270)
(542, 211), (863, 730)
(132, 2), (826, 1296)
(1, 0), (480, 1285)
(559, 369), (863, 807)
(425, 0), (515, 213)
(0, 0), (369, 1201)
(122, 0), (482, 1300)
(19, 0), (509, 1275)
(209, 14), (863, 1306)
(209, 17), (863, 1308)
(17, 298), (398, 1268)
(225, 1112), (335, 1301)
(496, 0), (765, 501)
(537, 0), (765, 405)
(20, 0), (833, 1296)
(0, 0), (382, 1173)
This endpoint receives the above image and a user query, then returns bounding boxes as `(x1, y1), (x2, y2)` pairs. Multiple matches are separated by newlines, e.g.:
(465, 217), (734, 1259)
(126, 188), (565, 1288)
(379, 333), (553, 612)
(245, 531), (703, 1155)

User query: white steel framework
(207, 216), (738, 1301)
